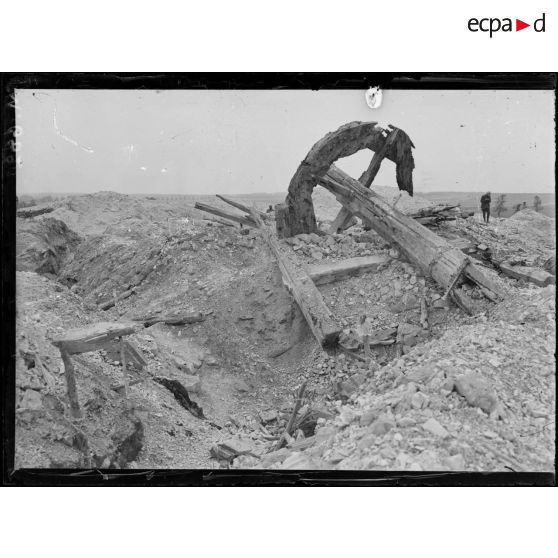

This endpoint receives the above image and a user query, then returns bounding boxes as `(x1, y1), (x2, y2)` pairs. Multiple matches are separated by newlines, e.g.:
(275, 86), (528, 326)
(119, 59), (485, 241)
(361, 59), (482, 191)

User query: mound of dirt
(48, 191), (194, 237)
(17, 217), (81, 275)
(59, 234), (166, 301)
(509, 208), (554, 229)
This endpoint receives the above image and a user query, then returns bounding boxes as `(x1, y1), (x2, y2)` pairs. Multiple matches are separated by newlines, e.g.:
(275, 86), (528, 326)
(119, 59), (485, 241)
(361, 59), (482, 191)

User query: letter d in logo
(534, 13), (546, 32)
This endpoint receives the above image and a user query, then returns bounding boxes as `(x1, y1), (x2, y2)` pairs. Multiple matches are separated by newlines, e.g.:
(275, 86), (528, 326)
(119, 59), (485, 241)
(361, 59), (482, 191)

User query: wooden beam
(499, 263), (555, 287)
(98, 288), (136, 311)
(306, 255), (389, 286)
(59, 348), (82, 418)
(318, 166), (503, 314)
(52, 322), (138, 354)
(132, 312), (205, 328)
(194, 202), (258, 228)
(17, 206), (55, 218)
(249, 209), (341, 348)
(215, 195), (267, 219)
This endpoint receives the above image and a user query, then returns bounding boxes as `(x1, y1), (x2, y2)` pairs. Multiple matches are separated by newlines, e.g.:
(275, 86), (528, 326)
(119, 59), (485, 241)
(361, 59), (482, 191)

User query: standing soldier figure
(480, 192), (491, 224)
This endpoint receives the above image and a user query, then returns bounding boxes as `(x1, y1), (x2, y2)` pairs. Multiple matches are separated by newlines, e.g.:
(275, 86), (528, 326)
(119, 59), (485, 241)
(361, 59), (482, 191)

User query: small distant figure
(522, 201), (527, 210)
(533, 195), (542, 213)
(480, 192), (491, 224)
(266, 204), (274, 214)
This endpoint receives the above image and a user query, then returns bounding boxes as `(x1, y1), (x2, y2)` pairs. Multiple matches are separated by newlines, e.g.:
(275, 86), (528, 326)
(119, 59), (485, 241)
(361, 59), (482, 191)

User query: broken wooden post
(359, 316), (371, 362)
(250, 209), (342, 348)
(59, 348), (82, 419)
(317, 166), (503, 314)
(274, 202), (300, 239)
(275, 381), (307, 451)
(420, 297), (429, 330)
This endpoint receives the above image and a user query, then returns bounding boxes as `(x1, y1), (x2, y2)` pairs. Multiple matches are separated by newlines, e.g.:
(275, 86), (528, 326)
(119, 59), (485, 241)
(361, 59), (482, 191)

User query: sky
(15, 88), (556, 196)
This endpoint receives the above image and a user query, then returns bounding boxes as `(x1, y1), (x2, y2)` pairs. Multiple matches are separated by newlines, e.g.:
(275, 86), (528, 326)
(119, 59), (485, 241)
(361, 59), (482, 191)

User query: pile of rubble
(218, 283), (554, 471)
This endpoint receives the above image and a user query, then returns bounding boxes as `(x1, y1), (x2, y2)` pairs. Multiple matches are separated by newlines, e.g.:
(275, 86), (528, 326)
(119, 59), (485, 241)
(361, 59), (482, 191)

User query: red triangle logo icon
(516, 19), (530, 31)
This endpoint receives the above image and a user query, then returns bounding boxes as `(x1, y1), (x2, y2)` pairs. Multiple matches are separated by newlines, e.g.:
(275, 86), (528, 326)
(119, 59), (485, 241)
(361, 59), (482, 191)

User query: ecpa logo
(468, 13), (546, 37)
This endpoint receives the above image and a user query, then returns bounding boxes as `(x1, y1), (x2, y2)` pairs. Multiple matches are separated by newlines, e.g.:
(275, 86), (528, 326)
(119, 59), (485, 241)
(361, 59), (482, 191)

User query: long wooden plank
(52, 322), (138, 354)
(250, 209), (341, 348)
(194, 202), (257, 228)
(499, 263), (555, 287)
(306, 255), (389, 286)
(216, 195), (268, 219)
(318, 166), (503, 314)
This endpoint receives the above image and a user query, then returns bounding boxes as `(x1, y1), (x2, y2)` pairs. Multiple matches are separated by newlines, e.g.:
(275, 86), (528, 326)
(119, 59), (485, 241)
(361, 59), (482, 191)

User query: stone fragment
(359, 410), (377, 427)
(334, 378), (358, 399)
(369, 416), (395, 436)
(422, 418), (449, 438)
(454, 373), (498, 414)
(400, 366), (437, 385)
(233, 379), (252, 393)
(281, 452), (317, 469)
(260, 409), (278, 424)
(411, 391), (430, 410)
(210, 436), (256, 461)
(19, 389), (43, 411)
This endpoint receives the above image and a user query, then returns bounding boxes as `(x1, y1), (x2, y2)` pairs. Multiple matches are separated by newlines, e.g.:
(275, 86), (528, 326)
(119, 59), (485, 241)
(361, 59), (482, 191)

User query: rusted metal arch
(276, 121), (415, 238)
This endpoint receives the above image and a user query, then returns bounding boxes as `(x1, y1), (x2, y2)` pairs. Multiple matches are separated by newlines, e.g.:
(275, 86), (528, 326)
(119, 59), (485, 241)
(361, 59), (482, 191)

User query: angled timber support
(194, 202), (258, 228)
(250, 209), (341, 348)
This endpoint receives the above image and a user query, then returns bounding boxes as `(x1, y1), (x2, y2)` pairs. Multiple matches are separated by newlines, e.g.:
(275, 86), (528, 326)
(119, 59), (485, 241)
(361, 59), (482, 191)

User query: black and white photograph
(6, 80), (556, 476)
